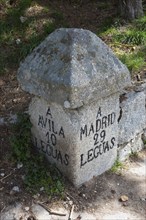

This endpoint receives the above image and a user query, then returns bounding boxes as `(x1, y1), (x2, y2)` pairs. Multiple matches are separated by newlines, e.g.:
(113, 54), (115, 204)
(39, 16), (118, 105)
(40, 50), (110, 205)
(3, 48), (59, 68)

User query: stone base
(118, 133), (144, 162)
(29, 95), (119, 186)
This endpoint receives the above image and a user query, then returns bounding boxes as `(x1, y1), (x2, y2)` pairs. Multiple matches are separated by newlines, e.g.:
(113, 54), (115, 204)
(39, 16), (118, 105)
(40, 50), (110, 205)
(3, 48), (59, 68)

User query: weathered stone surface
(29, 94), (119, 186)
(17, 28), (132, 186)
(118, 91), (146, 145)
(134, 81), (146, 93)
(31, 204), (51, 220)
(0, 114), (17, 125)
(18, 28), (131, 109)
(1, 203), (29, 220)
(118, 133), (144, 162)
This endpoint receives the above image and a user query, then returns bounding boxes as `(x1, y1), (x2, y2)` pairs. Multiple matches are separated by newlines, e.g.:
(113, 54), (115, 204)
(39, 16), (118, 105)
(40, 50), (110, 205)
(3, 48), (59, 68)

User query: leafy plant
(11, 113), (64, 196)
(11, 113), (32, 162)
(110, 160), (124, 173)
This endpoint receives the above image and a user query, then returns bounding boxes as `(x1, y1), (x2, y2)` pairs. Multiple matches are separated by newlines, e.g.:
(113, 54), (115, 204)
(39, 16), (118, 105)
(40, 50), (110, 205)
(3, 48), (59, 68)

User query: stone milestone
(18, 28), (131, 186)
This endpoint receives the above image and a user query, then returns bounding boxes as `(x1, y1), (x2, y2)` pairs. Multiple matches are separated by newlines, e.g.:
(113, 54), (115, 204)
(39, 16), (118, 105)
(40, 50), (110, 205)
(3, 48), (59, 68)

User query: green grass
(110, 160), (124, 173)
(134, 15), (146, 31)
(1, 1), (145, 77)
(119, 49), (146, 73)
(114, 30), (145, 45)
(11, 113), (64, 197)
(99, 15), (146, 76)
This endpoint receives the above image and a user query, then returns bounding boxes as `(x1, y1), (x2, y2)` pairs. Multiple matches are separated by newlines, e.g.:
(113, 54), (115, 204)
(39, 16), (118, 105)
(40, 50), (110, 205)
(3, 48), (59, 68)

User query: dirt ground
(0, 0), (146, 219)
(0, 62), (146, 220)
(0, 139), (146, 219)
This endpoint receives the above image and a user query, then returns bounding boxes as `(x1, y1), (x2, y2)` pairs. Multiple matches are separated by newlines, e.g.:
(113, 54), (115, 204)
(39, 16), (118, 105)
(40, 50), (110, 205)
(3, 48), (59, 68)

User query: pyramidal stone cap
(18, 28), (131, 108)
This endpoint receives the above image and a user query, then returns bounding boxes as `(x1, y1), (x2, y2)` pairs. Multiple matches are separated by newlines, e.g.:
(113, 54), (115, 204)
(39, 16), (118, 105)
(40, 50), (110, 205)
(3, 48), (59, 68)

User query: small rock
(119, 195), (129, 202)
(20, 16), (27, 23)
(69, 200), (73, 206)
(16, 39), (21, 44)
(141, 198), (146, 201)
(40, 187), (44, 191)
(64, 100), (71, 109)
(17, 163), (23, 169)
(82, 194), (86, 198)
(9, 114), (18, 124)
(24, 206), (30, 211)
(21, 175), (25, 180)
(0, 173), (5, 177)
(12, 186), (20, 192)
(33, 193), (40, 199)
(63, 202), (69, 209)
(31, 204), (51, 220)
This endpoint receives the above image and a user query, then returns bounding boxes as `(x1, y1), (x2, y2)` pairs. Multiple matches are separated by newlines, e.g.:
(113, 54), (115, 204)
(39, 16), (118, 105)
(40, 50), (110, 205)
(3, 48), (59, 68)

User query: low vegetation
(0, 0), (67, 75)
(129, 150), (139, 158)
(11, 113), (64, 197)
(0, 0), (145, 77)
(110, 159), (125, 173)
(99, 15), (146, 78)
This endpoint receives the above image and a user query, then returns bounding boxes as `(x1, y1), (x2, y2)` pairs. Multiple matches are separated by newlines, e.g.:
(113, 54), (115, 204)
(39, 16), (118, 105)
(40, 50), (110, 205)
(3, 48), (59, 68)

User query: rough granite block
(118, 91), (146, 145)
(18, 28), (131, 186)
(118, 133), (144, 162)
(29, 95), (119, 186)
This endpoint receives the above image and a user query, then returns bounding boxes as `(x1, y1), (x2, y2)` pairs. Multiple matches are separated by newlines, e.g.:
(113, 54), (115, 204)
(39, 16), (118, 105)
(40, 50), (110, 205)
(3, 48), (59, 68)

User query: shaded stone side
(118, 133), (144, 162)
(118, 91), (146, 145)
(118, 89), (146, 161)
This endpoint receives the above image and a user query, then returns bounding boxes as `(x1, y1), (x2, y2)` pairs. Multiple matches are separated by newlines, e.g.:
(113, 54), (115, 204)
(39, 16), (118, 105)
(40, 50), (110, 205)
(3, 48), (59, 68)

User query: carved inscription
(33, 107), (69, 166)
(80, 107), (116, 167)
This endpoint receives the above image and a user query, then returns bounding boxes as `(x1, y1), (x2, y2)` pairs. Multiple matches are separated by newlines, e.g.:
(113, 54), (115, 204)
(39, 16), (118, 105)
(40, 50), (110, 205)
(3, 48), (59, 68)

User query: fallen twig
(68, 204), (74, 220)
(1, 206), (6, 213)
(109, 42), (136, 48)
(0, 172), (12, 183)
(34, 201), (66, 216)
(65, 192), (78, 204)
